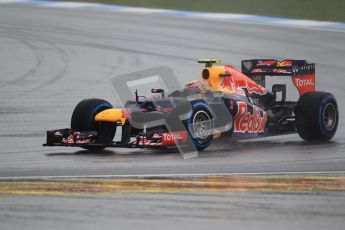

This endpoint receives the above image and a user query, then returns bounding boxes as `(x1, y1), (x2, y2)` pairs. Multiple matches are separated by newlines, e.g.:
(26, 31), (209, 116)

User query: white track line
(1, 171), (345, 180)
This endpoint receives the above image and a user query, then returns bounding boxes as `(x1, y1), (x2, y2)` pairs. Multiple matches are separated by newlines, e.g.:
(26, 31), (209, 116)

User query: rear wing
(241, 59), (316, 95)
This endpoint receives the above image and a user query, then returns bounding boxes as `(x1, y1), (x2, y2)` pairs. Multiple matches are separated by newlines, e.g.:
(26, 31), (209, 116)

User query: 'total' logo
(292, 73), (315, 95)
(162, 131), (188, 145)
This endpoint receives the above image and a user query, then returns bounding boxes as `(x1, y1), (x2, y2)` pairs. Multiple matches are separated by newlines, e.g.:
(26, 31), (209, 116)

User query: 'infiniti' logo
(292, 65), (299, 73)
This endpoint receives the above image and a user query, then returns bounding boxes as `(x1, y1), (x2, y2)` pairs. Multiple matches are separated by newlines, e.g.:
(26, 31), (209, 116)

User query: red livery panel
(234, 102), (267, 134)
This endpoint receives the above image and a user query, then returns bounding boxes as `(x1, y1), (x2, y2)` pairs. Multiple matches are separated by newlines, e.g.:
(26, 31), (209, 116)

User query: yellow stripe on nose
(94, 108), (126, 125)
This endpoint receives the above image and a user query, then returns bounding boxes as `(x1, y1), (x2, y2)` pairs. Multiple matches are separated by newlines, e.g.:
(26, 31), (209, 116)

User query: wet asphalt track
(0, 4), (345, 230)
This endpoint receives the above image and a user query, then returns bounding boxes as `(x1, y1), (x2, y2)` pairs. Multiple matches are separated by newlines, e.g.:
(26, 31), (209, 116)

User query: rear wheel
(295, 92), (338, 141)
(71, 98), (116, 150)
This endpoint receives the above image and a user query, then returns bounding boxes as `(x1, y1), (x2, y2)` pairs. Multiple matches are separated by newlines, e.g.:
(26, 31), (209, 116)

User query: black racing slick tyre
(295, 91), (338, 141)
(71, 98), (116, 150)
(186, 101), (214, 151)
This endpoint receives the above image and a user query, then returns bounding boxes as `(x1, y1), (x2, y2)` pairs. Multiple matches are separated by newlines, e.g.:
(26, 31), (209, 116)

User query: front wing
(43, 128), (189, 149)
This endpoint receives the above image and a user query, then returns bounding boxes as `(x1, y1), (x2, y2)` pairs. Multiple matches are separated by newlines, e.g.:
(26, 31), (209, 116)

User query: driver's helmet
(185, 80), (205, 89)
(184, 80), (210, 95)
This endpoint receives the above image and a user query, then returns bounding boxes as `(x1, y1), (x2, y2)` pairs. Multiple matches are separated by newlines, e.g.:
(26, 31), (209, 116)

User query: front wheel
(186, 102), (214, 151)
(71, 98), (116, 150)
(295, 91), (338, 141)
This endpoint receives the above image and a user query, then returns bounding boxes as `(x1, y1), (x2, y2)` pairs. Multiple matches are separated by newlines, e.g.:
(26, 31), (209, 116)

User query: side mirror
(151, 88), (165, 98)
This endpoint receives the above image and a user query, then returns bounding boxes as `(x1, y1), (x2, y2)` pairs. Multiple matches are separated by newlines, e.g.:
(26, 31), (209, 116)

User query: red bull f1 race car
(43, 59), (339, 153)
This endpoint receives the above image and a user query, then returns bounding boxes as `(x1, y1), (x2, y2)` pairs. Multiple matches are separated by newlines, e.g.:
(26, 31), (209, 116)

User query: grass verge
(66, 0), (345, 22)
